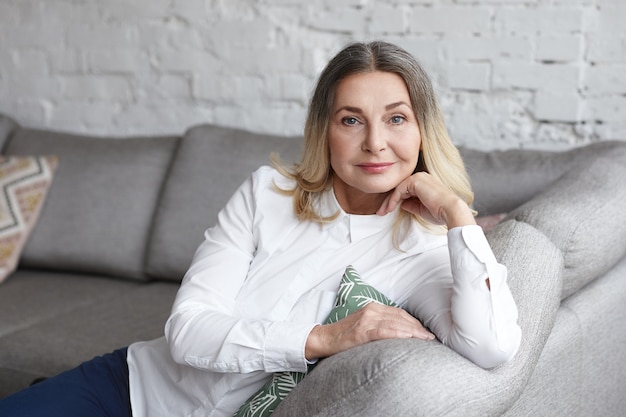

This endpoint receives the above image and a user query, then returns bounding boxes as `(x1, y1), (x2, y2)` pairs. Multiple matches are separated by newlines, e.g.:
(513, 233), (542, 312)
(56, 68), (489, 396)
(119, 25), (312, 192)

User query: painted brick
(0, 99), (49, 128)
(0, 0), (624, 149)
(446, 63), (491, 91)
(99, 0), (172, 20)
(390, 38), (441, 72)
(265, 74), (311, 103)
(66, 24), (139, 49)
(139, 75), (191, 100)
(584, 65), (626, 95)
(442, 37), (532, 61)
(1, 24), (65, 48)
(369, 4), (407, 34)
(206, 19), (274, 48)
(535, 36), (582, 62)
(61, 75), (132, 101)
(218, 47), (302, 73)
(535, 123), (580, 149)
(306, 6), (369, 33)
(410, 7), (492, 34)
(2, 76), (62, 99)
(457, 0), (537, 3)
(534, 92), (580, 122)
(586, 5), (626, 35)
(51, 101), (118, 132)
(86, 49), (150, 74)
(493, 63), (579, 93)
(495, 7), (582, 35)
(583, 96), (626, 123)
(157, 49), (222, 73)
(8, 50), (48, 75)
(49, 50), (87, 74)
(587, 35), (626, 63)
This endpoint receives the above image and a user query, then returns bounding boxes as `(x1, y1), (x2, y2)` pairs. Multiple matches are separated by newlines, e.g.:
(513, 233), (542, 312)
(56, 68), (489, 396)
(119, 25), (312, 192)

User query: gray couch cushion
(3, 129), (179, 280)
(461, 141), (626, 216)
(508, 155), (626, 299)
(274, 220), (563, 417)
(0, 114), (18, 151)
(0, 270), (177, 397)
(145, 124), (302, 281)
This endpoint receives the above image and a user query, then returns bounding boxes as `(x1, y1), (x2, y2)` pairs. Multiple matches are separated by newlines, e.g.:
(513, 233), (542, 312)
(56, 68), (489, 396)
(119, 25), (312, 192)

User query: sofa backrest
(3, 126), (179, 281)
(144, 124), (303, 282)
(460, 141), (626, 216)
(507, 152), (626, 299)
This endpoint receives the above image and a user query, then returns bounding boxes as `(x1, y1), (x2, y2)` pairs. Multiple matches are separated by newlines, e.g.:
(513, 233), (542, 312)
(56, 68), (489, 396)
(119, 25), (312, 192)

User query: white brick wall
(0, 0), (625, 150)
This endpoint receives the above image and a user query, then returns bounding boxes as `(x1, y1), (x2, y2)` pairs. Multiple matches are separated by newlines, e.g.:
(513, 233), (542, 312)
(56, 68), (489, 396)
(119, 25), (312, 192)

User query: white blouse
(127, 166), (521, 417)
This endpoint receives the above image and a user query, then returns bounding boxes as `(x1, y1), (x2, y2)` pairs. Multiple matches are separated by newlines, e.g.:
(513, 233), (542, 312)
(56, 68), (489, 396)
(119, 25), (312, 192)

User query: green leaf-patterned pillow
(233, 265), (396, 417)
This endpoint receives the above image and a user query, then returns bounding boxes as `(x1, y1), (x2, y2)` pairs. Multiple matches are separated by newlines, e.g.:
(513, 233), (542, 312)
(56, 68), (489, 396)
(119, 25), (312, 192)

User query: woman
(0, 41), (521, 417)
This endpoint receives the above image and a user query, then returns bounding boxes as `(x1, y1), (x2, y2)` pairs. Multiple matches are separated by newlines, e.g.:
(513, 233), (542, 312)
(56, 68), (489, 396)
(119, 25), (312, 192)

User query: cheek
(328, 134), (352, 166)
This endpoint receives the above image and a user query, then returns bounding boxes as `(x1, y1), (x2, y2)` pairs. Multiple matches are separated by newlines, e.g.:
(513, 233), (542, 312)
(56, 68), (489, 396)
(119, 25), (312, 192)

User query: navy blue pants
(0, 348), (132, 417)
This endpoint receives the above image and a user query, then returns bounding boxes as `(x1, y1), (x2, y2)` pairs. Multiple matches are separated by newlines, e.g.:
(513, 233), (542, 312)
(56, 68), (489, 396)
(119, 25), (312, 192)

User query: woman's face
(328, 71), (422, 215)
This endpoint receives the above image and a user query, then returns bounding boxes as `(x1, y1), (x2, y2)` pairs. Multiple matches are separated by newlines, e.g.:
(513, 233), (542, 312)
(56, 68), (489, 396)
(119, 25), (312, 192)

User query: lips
(356, 162), (394, 174)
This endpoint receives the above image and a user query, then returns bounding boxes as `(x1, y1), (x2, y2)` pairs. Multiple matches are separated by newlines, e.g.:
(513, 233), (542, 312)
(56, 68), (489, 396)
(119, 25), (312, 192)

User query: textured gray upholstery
(0, 270), (176, 395)
(508, 156), (626, 298)
(145, 124), (302, 281)
(460, 141), (626, 216)
(3, 129), (179, 280)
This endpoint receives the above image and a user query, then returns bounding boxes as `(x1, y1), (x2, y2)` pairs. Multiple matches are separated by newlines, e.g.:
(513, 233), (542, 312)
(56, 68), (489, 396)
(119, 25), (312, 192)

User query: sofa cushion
(145, 124), (302, 281)
(461, 141), (626, 216)
(0, 270), (177, 397)
(0, 156), (57, 283)
(274, 220), (563, 416)
(2, 128), (179, 280)
(508, 155), (626, 299)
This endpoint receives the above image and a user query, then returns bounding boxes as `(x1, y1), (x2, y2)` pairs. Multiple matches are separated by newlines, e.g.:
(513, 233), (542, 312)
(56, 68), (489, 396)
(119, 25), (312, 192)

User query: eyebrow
(334, 101), (412, 114)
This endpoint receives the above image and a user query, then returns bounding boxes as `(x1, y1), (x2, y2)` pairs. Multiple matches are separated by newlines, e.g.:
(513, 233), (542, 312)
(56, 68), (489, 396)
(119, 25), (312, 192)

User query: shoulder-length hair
(274, 41), (474, 239)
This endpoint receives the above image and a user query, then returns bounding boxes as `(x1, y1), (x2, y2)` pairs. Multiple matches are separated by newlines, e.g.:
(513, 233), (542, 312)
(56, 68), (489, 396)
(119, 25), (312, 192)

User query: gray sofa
(0, 113), (624, 416)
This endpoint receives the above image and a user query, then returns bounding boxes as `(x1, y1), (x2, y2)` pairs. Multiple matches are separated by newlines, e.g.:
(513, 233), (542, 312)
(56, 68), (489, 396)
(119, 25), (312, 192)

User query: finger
(361, 304), (435, 341)
(377, 183), (411, 215)
(400, 199), (442, 224)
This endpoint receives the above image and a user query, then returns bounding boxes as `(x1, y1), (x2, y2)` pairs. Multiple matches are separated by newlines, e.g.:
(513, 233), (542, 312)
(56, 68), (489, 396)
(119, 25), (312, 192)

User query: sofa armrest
(274, 220), (563, 417)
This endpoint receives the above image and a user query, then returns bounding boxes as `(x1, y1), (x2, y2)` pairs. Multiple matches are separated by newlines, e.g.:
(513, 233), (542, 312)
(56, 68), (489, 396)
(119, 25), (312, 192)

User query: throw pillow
(476, 213), (507, 232)
(0, 155), (58, 283)
(233, 265), (396, 417)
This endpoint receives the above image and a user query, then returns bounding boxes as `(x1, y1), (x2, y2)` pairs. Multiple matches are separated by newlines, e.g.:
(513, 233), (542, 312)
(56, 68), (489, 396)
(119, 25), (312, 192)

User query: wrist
(305, 324), (326, 361)
(441, 198), (476, 229)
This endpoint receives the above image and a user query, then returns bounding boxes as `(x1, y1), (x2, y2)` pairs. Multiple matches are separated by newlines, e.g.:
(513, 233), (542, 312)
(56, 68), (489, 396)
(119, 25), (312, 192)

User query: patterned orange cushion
(0, 155), (58, 282)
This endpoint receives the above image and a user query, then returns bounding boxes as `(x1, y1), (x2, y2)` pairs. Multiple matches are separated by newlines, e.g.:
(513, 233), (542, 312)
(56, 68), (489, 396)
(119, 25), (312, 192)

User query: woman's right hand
(304, 302), (435, 361)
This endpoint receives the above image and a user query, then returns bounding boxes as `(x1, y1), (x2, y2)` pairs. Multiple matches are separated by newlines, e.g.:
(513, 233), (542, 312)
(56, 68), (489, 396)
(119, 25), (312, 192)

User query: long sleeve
(164, 168), (316, 375)
(406, 225), (521, 369)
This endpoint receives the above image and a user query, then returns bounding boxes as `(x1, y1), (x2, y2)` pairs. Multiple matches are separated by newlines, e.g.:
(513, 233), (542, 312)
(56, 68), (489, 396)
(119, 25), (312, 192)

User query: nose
(361, 123), (386, 153)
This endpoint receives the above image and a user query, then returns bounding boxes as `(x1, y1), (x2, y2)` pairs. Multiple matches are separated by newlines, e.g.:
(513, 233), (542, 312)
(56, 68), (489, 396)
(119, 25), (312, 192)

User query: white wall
(0, 0), (624, 150)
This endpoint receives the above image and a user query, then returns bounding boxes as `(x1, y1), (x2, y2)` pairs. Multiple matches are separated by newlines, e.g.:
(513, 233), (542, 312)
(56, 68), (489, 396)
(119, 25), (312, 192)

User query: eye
(390, 115), (406, 124)
(342, 116), (359, 126)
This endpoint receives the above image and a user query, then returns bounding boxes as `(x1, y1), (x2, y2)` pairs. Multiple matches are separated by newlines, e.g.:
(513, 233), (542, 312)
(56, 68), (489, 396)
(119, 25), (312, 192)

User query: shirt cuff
(447, 225), (497, 284)
(263, 321), (319, 373)
(448, 225), (497, 264)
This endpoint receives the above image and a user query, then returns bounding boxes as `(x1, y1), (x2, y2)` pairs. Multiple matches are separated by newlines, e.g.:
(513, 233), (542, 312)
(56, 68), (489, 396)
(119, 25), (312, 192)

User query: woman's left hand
(376, 171), (476, 229)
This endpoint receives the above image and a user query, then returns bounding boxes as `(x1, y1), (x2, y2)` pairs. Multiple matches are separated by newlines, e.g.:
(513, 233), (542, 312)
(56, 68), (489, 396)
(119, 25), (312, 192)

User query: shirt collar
(319, 187), (399, 243)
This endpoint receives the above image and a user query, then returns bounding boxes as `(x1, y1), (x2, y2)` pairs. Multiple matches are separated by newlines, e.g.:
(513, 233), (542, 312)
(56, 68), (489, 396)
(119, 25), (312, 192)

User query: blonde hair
(274, 41), (474, 241)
